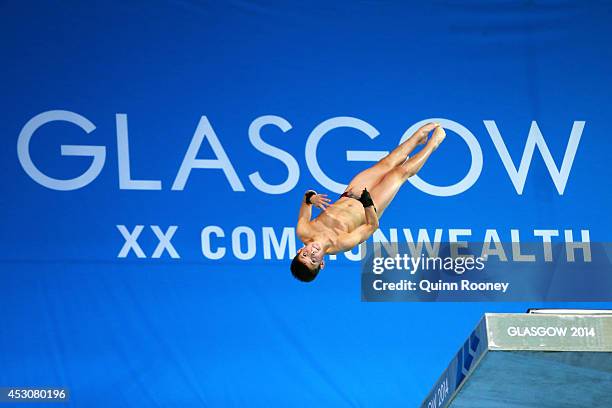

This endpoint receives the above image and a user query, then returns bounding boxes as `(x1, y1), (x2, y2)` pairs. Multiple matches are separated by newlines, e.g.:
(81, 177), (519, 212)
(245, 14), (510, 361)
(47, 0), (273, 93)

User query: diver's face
(297, 242), (325, 269)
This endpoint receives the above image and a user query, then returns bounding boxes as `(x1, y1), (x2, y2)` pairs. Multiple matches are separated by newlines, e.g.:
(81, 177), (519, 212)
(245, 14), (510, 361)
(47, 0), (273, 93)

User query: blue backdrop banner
(2, 1), (612, 406)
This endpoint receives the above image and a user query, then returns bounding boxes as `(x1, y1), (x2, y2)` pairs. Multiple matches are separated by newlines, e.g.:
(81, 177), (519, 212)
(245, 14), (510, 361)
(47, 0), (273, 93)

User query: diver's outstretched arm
(296, 190), (331, 240)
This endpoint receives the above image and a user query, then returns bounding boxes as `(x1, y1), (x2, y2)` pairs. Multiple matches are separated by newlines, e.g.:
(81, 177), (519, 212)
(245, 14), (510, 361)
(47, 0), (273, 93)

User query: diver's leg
(344, 122), (439, 194)
(370, 126), (445, 216)
(400, 125), (446, 176)
(378, 122), (438, 167)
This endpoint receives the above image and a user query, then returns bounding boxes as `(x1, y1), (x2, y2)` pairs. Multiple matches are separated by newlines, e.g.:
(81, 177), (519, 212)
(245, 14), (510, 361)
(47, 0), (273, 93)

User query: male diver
(291, 122), (446, 282)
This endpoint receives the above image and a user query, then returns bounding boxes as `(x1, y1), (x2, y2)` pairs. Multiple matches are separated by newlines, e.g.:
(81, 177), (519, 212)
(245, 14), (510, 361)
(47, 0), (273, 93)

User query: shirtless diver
(291, 122), (446, 282)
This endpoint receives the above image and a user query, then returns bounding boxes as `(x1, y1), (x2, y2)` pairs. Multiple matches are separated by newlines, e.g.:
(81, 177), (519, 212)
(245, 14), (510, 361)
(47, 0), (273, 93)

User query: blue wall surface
(1, 1), (612, 406)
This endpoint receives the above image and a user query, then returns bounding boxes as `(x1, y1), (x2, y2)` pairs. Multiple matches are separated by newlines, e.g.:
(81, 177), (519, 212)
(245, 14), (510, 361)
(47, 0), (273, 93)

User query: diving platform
(420, 310), (612, 408)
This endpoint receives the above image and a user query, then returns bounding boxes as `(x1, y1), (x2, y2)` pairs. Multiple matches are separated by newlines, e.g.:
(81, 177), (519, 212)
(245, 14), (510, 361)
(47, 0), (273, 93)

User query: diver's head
(290, 242), (326, 282)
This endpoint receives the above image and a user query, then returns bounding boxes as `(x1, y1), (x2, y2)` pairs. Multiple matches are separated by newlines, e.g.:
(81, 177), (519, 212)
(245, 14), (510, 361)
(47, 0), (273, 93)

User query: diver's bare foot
(412, 122), (437, 145)
(431, 126), (446, 150)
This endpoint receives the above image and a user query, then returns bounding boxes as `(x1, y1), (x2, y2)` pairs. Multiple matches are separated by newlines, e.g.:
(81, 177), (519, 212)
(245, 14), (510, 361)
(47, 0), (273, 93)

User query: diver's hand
(311, 194), (332, 211)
